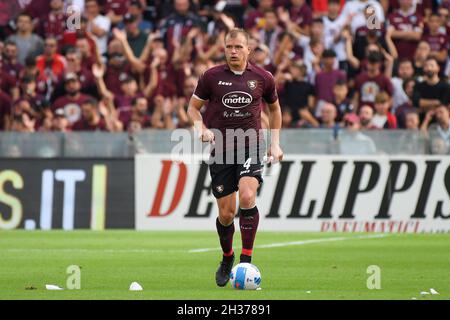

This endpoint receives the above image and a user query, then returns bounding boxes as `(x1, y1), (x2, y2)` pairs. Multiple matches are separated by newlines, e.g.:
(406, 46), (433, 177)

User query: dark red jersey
(194, 63), (278, 133)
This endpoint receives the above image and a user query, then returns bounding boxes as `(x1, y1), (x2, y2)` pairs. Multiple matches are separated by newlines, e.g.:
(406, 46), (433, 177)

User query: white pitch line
(188, 234), (388, 253)
(2, 248), (183, 253)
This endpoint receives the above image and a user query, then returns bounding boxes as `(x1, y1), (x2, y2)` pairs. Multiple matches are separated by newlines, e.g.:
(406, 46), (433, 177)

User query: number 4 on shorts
(243, 158), (252, 170)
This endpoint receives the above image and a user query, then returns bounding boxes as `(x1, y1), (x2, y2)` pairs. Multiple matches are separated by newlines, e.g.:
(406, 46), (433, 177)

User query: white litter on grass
(45, 284), (63, 290)
(420, 291), (430, 295)
(306, 291), (311, 294)
(129, 282), (143, 291)
(430, 288), (439, 295)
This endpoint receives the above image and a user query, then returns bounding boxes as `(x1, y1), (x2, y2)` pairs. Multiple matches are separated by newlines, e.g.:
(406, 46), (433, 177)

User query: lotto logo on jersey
(222, 91), (253, 109)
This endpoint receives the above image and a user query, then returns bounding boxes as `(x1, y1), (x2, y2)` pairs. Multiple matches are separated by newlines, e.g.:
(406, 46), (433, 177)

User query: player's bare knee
(219, 210), (235, 225)
(239, 191), (255, 209)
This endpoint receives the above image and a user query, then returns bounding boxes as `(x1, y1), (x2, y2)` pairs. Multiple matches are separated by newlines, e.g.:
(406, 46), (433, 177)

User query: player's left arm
(266, 99), (284, 163)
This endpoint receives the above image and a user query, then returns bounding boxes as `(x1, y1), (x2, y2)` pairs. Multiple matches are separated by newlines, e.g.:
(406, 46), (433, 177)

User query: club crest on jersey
(216, 185), (224, 193)
(247, 80), (257, 90)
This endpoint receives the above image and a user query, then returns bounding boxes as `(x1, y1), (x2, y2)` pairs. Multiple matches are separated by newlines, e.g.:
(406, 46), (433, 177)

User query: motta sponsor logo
(222, 91), (253, 109)
(137, 155), (450, 232)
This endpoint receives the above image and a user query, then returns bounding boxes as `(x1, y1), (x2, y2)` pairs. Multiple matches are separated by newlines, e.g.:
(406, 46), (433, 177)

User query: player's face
(225, 34), (250, 71)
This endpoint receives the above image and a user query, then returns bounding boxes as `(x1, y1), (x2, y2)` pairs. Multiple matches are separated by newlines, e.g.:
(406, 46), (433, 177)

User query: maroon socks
(239, 206), (260, 260)
(216, 217), (235, 257)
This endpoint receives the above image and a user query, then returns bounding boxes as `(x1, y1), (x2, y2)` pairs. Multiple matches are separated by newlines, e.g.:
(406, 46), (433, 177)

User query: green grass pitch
(0, 230), (449, 300)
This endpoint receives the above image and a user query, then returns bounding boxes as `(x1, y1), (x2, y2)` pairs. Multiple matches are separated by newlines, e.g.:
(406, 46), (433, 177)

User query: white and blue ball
(229, 263), (261, 290)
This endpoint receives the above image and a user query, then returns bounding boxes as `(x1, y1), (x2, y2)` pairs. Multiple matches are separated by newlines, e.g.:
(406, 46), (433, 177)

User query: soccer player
(187, 28), (284, 287)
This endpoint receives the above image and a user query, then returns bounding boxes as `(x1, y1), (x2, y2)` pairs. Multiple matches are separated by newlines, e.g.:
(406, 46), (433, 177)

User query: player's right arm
(187, 96), (215, 143)
(187, 71), (215, 143)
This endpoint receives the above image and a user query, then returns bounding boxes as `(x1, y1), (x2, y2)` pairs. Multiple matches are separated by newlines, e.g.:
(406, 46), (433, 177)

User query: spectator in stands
(404, 109), (420, 130)
(300, 34), (325, 81)
(346, 30), (397, 78)
(390, 59), (415, 113)
(332, 79), (354, 122)
(315, 49), (346, 103)
(413, 41), (431, 80)
(173, 75), (196, 128)
(0, 54), (20, 101)
(388, 0), (423, 60)
(84, 0), (111, 56)
(2, 0), (450, 137)
(373, 91), (397, 129)
(272, 32), (300, 68)
(340, 112), (377, 154)
(421, 104), (450, 151)
(322, 0), (351, 71)
(52, 108), (71, 132)
(2, 41), (24, 81)
(429, 136), (449, 154)
(244, 0), (273, 30)
(122, 13), (148, 57)
(19, 75), (47, 112)
(76, 37), (99, 70)
(0, 89), (12, 130)
(158, 0), (202, 58)
(279, 60), (318, 127)
(258, 10), (282, 57)
(351, 6), (389, 62)
(37, 0), (67, 45)
(395, 77), (416, 128)
(53, 73), (94, 124)
(353, 51), (394, 109)
(319, 102), (340, 130)
(358, 104), (377, 130)
(288, 0), (313, 36)
(413, 57), (450, 113)
(7, 13), (44, 65)
(421, 13), (447, 70)
(249, 43), (275, 73)
(92, 60), (145, 129)
(104, 0), (131, 26)
(101, 38), (135, 95)
(126, 0), (153, 34)
(343, 112), (360, 130)
(36, 103), (54, 132)
(9, 99), (36, 132)
(36, 37), (66, 81)
(128, 96), (152, 131)
(71, 98), (110, 131)
(64, 47), (98, 98)
(387, 0), (432, 19)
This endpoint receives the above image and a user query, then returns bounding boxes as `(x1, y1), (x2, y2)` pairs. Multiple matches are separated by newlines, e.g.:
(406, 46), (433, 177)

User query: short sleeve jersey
(193, 63), (278, 133)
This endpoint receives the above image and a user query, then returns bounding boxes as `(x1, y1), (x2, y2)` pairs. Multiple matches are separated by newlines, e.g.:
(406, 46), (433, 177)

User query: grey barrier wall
(0, 129), (440, 157)
(0, 159), (134, 230)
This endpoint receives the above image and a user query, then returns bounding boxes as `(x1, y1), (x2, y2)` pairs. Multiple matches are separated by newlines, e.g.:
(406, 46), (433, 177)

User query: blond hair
(225, 28), (250, 45)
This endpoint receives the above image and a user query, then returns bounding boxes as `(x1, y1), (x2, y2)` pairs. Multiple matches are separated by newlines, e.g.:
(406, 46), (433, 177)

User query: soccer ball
(229, 263), (261, 290)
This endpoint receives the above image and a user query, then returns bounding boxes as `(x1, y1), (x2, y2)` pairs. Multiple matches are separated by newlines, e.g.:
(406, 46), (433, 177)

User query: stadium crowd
(0, 0), (449, 151)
